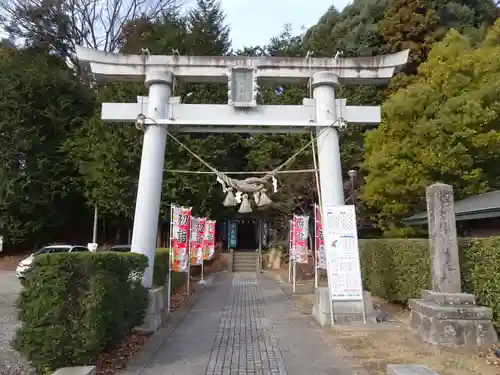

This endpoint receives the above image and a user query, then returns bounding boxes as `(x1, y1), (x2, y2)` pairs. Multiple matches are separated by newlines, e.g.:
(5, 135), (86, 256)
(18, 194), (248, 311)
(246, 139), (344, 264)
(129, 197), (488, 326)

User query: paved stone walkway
(127, 272), (359, 375)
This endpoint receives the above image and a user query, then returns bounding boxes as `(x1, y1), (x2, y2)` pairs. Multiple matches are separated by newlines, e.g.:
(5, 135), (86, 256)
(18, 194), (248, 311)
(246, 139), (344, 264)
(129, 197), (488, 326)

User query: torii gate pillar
(131, 69), (173, 288)
(311, 72), (344, 206)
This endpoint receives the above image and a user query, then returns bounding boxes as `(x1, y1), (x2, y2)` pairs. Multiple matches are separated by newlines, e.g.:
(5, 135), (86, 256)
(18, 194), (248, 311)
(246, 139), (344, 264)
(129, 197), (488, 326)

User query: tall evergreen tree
(186, 0), (231, 55)
(0, 48), (96, 247)
(66, 0), (246, 244)
(363, 23), (500, 235)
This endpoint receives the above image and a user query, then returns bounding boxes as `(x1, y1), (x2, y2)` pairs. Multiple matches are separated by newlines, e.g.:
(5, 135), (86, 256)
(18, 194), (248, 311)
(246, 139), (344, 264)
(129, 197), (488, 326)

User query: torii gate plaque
(76, 46), (409, 289)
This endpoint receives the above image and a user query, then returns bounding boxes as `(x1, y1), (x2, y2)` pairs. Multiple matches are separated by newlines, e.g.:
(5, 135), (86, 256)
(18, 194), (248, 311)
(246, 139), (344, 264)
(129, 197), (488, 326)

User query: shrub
(359, 239), (430, 303)
(360, 237), (500, 328)
(460, 238), (500, 330)
(12, 252), (149, 374)
(153, 248), (170, 287)
(170, 272), (186, 291)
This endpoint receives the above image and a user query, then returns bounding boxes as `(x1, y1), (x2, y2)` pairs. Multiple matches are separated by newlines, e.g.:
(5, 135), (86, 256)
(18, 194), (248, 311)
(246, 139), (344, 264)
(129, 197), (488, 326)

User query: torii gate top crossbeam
(76, 46), (409, 85)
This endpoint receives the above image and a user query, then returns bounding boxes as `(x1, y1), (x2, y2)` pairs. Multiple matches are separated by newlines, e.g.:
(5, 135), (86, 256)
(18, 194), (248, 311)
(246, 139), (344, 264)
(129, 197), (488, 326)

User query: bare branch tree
(0, 0), (185, 65)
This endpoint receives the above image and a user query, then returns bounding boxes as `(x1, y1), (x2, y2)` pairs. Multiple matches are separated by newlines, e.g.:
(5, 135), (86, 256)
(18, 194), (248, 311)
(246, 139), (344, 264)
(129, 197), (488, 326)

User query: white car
(16, 245), (89, 279)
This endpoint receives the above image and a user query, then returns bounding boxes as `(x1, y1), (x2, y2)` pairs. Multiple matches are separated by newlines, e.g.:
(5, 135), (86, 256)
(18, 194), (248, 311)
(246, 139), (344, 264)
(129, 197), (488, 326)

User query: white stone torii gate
(76, 46), (409, 288)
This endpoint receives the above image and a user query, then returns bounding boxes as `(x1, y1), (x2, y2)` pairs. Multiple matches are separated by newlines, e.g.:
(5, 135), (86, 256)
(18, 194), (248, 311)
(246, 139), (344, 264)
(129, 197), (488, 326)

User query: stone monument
(409, 183), (497, 348)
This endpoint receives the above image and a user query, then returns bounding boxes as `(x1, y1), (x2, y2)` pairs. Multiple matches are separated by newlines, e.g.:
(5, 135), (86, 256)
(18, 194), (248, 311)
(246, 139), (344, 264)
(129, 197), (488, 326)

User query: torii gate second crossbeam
(76, 46), (409, 289)
(100, 96), (381, 133)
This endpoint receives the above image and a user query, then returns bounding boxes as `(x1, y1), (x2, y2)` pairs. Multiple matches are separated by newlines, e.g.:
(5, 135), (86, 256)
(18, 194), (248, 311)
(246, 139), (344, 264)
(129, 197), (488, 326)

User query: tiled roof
(404, 190), (500, 225)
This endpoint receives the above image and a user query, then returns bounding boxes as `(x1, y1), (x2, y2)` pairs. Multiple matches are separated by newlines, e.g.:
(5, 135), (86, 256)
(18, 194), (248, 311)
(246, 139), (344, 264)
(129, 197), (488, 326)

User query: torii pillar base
(312, 287), (377, 325)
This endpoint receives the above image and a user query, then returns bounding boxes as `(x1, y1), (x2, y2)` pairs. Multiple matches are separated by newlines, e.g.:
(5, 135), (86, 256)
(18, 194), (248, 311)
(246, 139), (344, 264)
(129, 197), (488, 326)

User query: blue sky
(219, 0), (351, 49)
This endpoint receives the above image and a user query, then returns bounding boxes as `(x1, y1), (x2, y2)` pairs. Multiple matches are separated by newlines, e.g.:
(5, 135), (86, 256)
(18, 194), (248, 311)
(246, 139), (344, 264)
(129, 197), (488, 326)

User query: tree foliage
(362, 22), (500, 233)
(0, 0), (182, 68)
(65, 0), (248, 238)
(0, 48), (96, 246)
(3, 0), (500, 248)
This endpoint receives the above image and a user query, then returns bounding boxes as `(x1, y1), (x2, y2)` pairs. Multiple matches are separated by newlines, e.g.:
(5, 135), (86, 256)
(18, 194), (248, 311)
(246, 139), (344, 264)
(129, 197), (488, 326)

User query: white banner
(190, 217), (204, 266)
(315, 205), (326, 270)
(292, 215), (309, 264)
(203, 220), (216, 260)
(322, 205), (363, 301)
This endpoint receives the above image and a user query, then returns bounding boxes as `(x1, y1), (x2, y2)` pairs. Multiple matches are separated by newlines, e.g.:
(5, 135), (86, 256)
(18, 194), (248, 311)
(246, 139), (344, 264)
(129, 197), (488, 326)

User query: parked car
(16, 244), (89, 279)
(107, 245), (131, 252)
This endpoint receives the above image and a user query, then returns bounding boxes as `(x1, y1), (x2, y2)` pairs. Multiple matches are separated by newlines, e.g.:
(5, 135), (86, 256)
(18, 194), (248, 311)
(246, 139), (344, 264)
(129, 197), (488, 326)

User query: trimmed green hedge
(13, 252), (149, 374)
(153, 248), (170, 286)
(360, 237), (500, 328)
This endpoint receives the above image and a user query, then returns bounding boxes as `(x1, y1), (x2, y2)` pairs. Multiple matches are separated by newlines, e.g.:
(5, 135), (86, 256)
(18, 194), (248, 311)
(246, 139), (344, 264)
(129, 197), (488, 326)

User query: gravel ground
(0, 271), (32, 375)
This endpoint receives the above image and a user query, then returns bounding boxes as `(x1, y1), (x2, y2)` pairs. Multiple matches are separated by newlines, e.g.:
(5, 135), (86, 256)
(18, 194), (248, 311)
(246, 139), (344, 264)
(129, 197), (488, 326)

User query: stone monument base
(386, 364), (439, 375)
(409, 290), (498, 348)
(312, 286), (377, 325)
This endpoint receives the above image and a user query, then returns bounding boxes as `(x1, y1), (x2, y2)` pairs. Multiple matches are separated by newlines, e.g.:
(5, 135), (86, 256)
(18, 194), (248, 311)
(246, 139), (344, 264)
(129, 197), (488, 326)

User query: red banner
(203, 220), (216, 260)
(171, 206), (191, 272)
(292, 214), (309, 264)
(315, 205), (326, 269)
(190, 217), (205, 266)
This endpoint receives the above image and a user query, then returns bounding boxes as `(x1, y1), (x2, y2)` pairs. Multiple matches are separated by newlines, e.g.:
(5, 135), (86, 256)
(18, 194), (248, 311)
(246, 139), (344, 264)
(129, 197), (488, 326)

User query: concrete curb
(117, 272), (222, 375)
(262, 273), (371, 375)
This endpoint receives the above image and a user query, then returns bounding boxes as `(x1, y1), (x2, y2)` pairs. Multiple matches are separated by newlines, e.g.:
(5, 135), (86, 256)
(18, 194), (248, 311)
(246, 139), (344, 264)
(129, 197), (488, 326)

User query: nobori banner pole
(292, 215), (296, 294)
(199, 217), (206, 283)
(167, 203), (174, 313)
(288, 220), (293, 283)
(354, 205), (368, 324)
(130, 70), (173, 288)
(314, 204), (319, 289)
(92, 204), (98, 243)
(186, 214), (192, 294)
(257, 219), (262, 273)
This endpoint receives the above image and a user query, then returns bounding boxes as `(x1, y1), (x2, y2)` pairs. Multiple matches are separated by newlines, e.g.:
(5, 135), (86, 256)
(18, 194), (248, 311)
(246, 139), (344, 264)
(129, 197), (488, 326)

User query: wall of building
(458, 217), (500, 237)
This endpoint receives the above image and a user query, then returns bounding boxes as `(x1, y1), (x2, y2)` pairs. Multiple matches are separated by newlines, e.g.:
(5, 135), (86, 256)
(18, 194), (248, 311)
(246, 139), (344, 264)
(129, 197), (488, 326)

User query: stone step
(232, 252), (258, 272)
(233, 261), (257, 267)
(233, 259), (256, 264)
(233, 263), (257, 269)
(233, 268), (257, 272)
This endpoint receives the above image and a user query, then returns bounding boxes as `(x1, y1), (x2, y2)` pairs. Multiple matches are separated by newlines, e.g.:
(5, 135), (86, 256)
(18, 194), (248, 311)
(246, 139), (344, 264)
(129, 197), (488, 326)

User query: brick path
(129, 272), (358, 375)
(206, 274), (287, 375)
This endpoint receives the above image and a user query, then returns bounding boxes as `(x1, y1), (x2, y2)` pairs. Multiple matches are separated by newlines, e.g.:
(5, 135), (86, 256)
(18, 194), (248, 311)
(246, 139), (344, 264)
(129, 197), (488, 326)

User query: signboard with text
(322, 205), (363, 301)
(228, 220), (237, 249)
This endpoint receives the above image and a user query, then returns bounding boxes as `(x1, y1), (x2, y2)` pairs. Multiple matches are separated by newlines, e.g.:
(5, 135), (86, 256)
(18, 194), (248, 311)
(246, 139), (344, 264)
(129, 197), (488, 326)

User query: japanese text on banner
(171, 206), (191, 272)
(323, 205), (363, 300)
(190, 217), (205, 266)
(315, 205), (326, 270)
(292, 215), (309, 264)
(203, 220), (216, 260)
